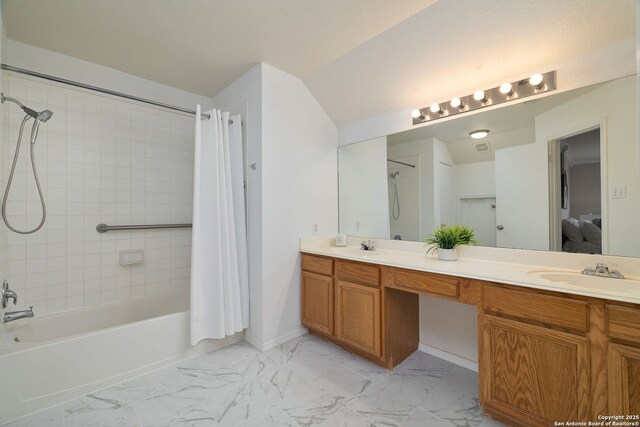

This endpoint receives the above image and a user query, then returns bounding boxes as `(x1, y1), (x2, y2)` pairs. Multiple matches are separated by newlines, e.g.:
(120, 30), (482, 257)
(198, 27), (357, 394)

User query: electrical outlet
(612, 185), (627, 199)
(312, 223), (319, 235)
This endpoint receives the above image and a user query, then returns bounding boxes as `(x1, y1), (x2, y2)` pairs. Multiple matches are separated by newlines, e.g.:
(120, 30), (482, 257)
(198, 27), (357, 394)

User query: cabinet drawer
(392, 269), (459, 298)
(336, 260), (379, 287)
(607, 305), (640, 343)
(301, 254), (333, 276)
(483, 286), (589, 333)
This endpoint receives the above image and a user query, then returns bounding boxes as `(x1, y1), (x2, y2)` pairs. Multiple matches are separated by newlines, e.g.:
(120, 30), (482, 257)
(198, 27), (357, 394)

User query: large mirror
(338, 75), (640, 257)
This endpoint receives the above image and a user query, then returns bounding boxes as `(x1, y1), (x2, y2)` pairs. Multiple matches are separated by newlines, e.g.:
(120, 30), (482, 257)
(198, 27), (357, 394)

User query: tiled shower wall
(2, 75), (194, 315)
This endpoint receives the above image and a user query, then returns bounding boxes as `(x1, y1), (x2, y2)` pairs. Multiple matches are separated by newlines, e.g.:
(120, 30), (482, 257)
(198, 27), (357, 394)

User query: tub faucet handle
(2, 280), (18, 308)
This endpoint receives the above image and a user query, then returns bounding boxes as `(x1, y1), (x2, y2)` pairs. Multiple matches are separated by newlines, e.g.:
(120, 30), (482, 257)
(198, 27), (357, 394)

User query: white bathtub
(0, 293), (243, 424)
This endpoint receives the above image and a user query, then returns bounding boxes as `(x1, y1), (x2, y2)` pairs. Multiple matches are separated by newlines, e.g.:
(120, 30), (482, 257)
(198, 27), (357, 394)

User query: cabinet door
(609, 343), (640, 414)
(480, 314), (590, 426)
(301, 271), (333, 335)
(335, 280), (381, 357)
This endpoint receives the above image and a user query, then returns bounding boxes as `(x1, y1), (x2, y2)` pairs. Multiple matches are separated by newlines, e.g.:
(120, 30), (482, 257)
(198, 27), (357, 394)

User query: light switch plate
(612, 185), (627, 199)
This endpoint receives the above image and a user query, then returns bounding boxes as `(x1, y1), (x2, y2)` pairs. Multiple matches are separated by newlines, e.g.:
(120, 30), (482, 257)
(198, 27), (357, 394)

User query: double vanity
(300, 240), (640, 427)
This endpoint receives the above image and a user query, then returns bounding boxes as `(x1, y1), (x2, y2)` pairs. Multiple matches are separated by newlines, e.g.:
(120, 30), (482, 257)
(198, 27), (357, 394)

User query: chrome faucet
(3, 306), (34, 323)
(1, 280), (35, 323)
(2, 280), (17, 308)
(360, 240), (376, 251)
(582, 263), (625, 279)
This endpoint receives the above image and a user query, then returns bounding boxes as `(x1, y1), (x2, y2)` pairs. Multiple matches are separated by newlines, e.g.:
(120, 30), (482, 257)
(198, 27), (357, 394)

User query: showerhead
(37, 110), (54, 123)
(27, 110), (54, 144)
(389, 171), (400, 179)
(1, 93), (54, 123)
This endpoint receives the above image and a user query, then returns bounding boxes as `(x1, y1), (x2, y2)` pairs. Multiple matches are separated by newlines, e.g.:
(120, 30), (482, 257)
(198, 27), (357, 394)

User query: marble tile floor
(4, 334), (506, 427)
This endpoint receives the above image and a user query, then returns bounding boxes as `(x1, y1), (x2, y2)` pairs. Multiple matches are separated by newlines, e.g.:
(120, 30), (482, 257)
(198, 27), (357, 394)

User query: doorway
(549, 128), (604, 254)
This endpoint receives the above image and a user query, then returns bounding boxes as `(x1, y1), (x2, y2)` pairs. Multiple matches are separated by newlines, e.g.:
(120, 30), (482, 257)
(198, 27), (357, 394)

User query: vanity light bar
(411, 71), (557, 125)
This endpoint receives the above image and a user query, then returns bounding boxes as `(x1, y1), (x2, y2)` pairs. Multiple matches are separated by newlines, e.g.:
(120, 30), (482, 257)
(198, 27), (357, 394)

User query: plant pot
(437, 248), (457, 261)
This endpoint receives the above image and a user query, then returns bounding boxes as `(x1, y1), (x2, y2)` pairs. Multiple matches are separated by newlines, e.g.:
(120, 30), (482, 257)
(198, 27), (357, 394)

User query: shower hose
(1, 115), (46, 234)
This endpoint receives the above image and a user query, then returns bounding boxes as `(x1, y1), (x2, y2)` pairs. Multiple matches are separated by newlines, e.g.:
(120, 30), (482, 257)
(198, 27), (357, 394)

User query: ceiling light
(450, 98), (464, 110)
(410, 71), (556, 125)
(473, 90), (488, 103)
(499, 83), (514, 96)
(469, 129), (490, 139)
(430, 103), (443, 114)
(529, 73), (544, 89)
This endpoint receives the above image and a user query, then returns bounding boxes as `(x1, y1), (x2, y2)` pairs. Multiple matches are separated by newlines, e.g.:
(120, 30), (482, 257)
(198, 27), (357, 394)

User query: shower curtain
(190, 106), (248, 345)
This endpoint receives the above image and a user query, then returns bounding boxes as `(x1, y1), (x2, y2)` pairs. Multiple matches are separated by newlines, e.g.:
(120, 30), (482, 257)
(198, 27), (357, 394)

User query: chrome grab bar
(96, 223), (192, 233)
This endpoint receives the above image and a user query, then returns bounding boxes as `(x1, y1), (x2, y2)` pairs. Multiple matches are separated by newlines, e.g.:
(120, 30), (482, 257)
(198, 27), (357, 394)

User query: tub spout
(3, 306), (34, 323)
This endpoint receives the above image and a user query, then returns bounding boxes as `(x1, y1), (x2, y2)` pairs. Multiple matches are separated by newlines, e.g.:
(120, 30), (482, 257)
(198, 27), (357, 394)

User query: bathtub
(0, 293), (243, 424)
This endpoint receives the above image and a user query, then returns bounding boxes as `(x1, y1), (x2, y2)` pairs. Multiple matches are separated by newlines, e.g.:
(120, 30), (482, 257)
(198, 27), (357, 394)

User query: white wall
(212, 62), (338, 349)
(1, 66), (201, 315)
(536, 76), (639, 257)
(420, 297), (478, 367)
(261, 63), (338, 347)
(454, 161), (495, 198)
(339, 137), (389, 238)
(432, 138), (454, 228)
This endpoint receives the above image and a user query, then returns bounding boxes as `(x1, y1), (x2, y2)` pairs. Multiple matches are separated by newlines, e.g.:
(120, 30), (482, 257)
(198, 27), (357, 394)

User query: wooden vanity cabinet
(334, 279), (381, 356)
(300, 252), (640, 427)
(607, 305), (640, 414)
(479, 285), (593, 426)
(479, 314), (591, 426)
(301, 255), (334, 335)
(334, 260), (382, 357)
(301, 255), (387, 362)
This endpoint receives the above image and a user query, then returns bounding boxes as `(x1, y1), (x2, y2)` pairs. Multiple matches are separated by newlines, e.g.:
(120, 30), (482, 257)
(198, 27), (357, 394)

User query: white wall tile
(2, 75), (194, 313)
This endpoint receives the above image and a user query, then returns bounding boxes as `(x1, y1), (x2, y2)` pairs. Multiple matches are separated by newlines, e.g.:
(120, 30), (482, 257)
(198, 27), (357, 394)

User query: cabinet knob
(497, 225), (504, 230)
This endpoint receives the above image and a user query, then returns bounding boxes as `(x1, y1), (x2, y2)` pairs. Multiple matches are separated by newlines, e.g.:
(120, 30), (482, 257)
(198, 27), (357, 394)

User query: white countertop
(301, 244), (640, 305)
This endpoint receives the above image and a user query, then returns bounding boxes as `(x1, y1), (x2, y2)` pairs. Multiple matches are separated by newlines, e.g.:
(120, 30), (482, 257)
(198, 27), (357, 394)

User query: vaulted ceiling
(2, 0), (636, 127)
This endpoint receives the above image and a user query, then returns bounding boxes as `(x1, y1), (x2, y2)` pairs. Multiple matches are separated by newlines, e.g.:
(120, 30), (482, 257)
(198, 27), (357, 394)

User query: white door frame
(547, 118), (608, 254)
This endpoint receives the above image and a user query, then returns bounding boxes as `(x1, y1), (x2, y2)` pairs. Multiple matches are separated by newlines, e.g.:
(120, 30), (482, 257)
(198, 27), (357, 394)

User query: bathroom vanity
(300, 246), (640, 427)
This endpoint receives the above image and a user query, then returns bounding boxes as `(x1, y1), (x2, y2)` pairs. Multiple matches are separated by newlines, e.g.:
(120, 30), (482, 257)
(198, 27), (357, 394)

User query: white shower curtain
(190, 106), (249, 345)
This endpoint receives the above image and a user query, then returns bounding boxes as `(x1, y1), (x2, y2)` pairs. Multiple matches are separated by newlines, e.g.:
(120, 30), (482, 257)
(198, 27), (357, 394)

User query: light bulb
(430, 103), (443, 114)
(411, 109), (423, 119)
(469, 129), (490, 139)
(450, 98), (464, 109)
(529, 73), (544, 88)
(499, 83), (514, 96)
(473, 90), (487, 103)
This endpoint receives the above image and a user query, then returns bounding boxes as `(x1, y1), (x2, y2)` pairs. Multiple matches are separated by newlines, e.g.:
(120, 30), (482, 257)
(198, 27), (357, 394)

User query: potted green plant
(425, 224), (478, 261)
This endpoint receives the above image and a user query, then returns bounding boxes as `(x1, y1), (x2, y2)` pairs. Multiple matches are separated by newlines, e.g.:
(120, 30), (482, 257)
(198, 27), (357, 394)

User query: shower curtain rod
(387, 159), (416, 168)
(1, 64), (234, 124)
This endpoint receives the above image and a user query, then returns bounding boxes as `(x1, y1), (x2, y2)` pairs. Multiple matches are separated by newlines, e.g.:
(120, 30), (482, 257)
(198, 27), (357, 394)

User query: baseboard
(245, 327), (308, 351)
(418, 343), (479, 372)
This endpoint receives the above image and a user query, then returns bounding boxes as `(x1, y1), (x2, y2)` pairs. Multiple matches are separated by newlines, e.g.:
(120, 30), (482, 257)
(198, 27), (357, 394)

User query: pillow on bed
(580, 221), (602, 245)
(562, 218), (583, 242)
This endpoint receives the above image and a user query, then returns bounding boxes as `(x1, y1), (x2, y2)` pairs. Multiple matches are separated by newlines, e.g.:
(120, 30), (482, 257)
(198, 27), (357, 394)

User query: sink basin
(528, 270), (640, 292)
(328, 247), (386, 259)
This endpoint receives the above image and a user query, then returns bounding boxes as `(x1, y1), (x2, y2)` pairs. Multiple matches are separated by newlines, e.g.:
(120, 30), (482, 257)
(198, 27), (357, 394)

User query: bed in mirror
(338, 74), (640, 257)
